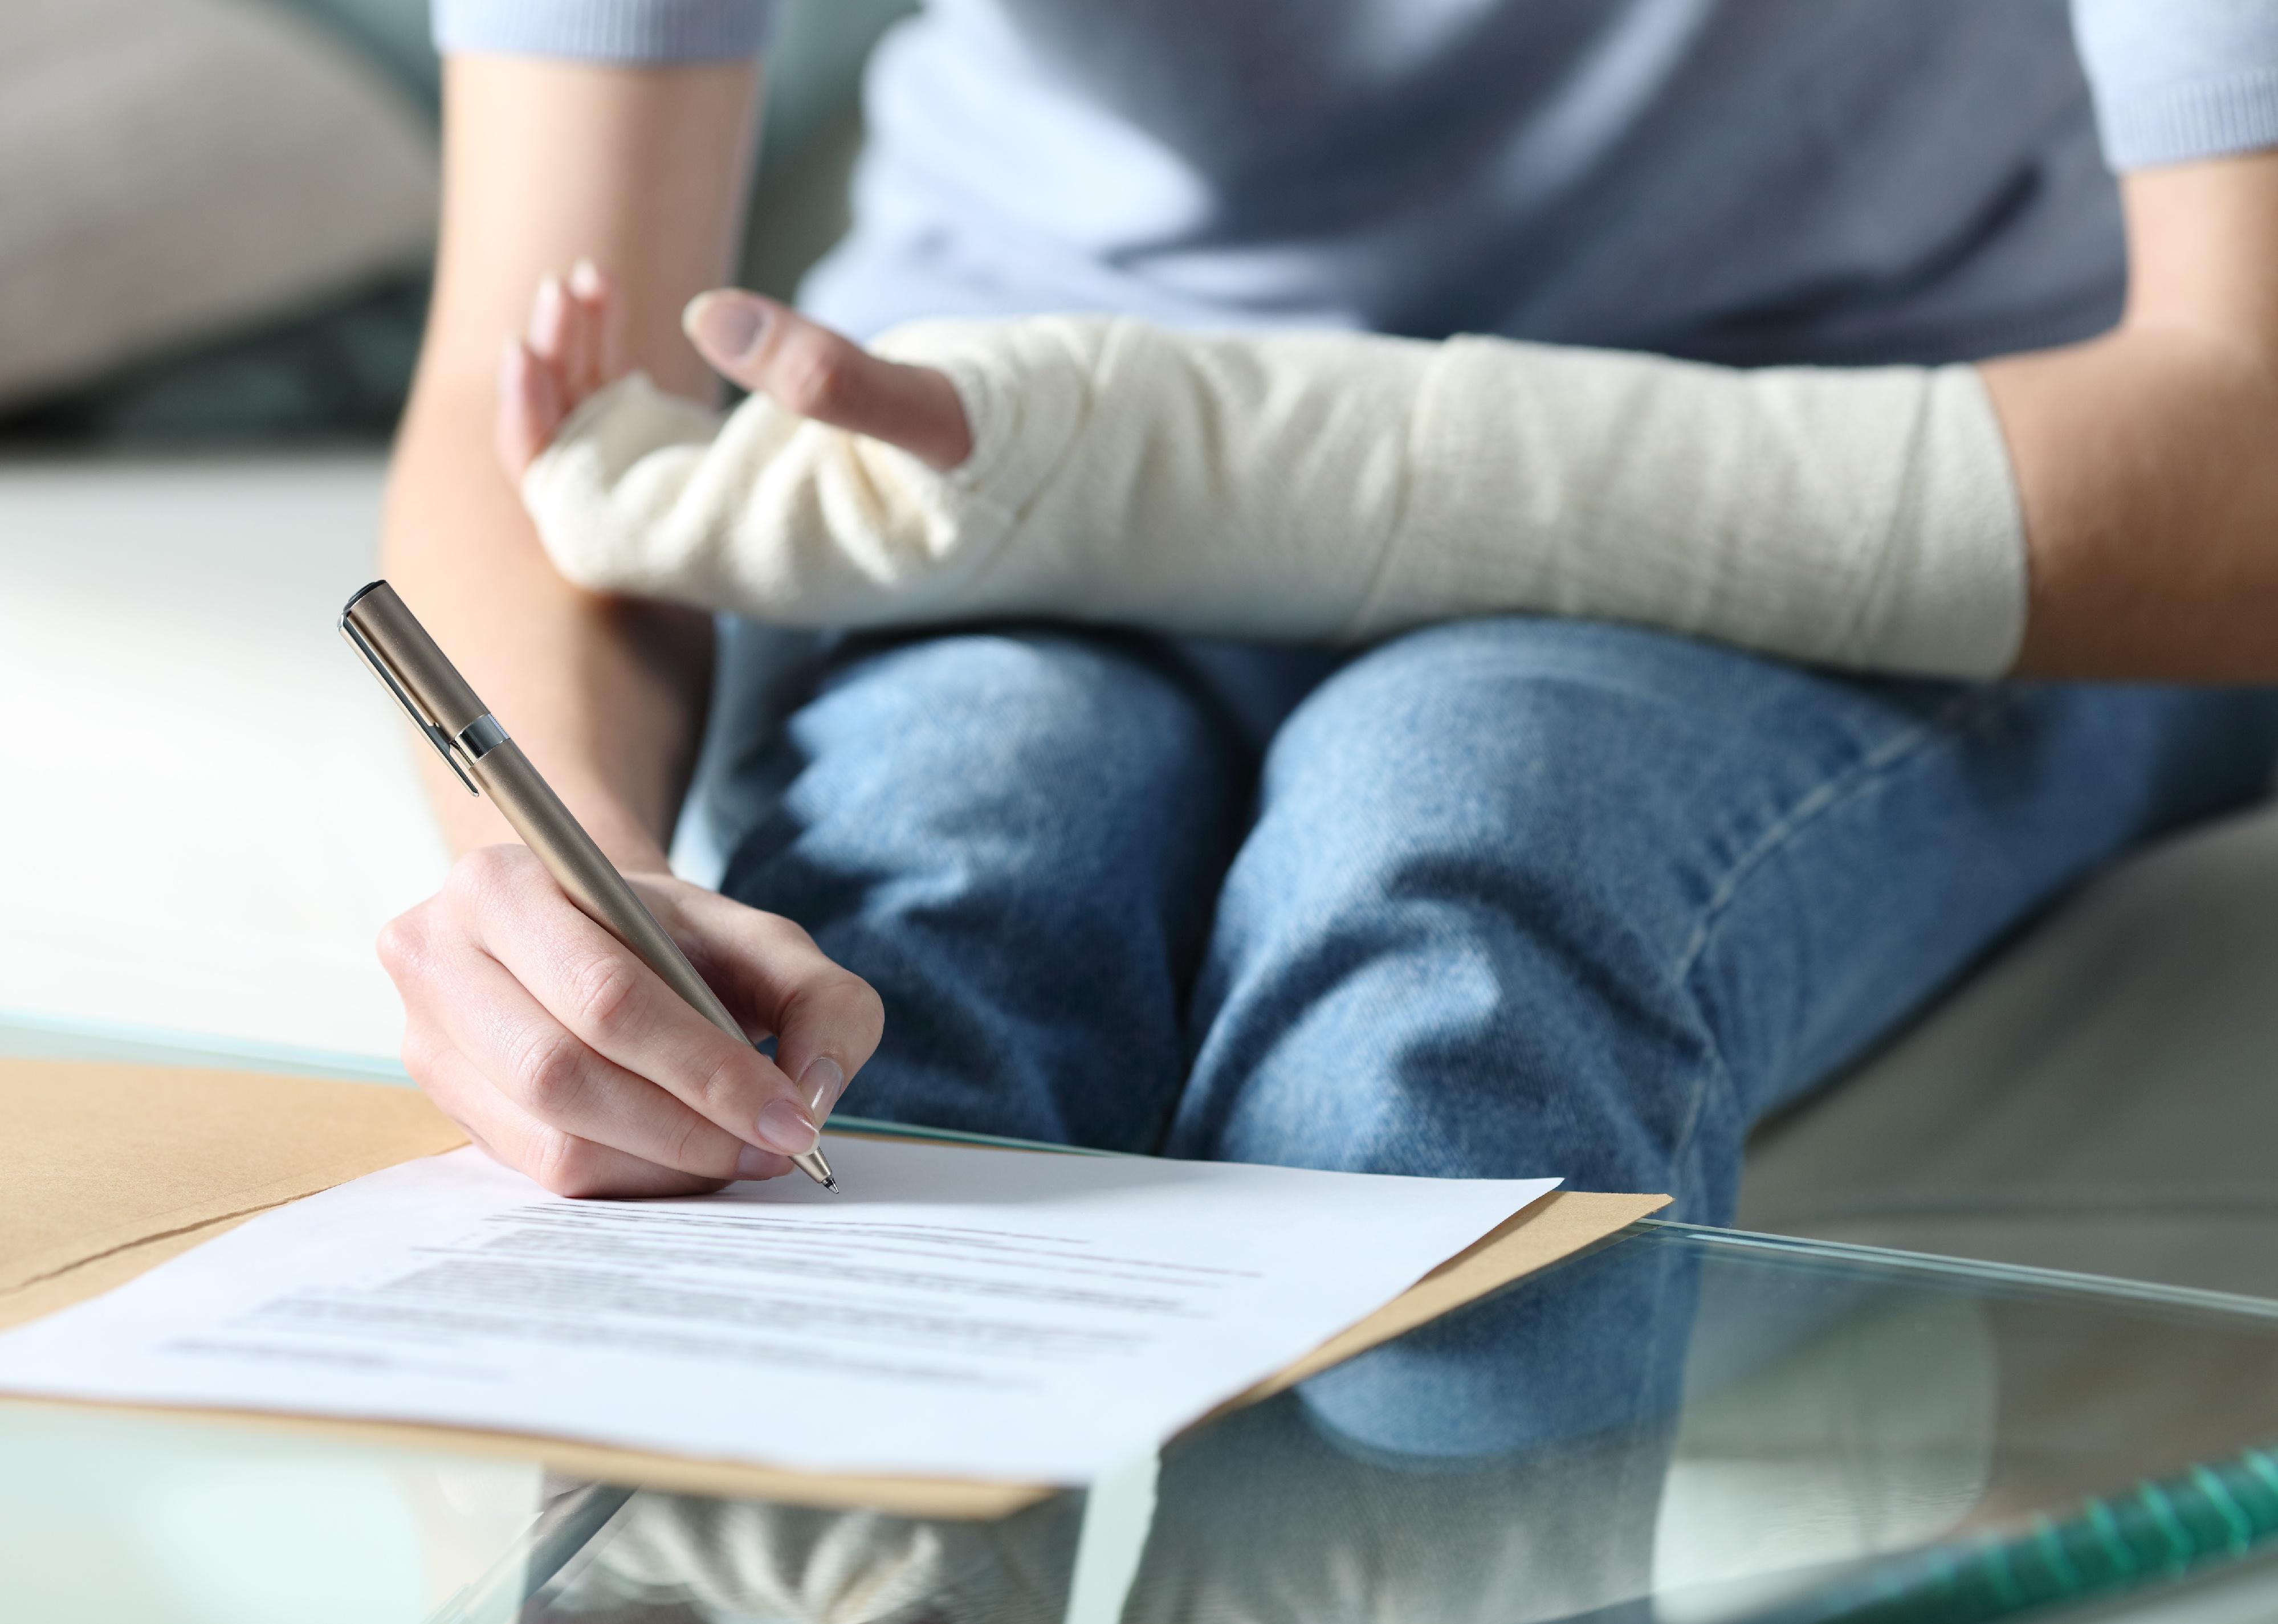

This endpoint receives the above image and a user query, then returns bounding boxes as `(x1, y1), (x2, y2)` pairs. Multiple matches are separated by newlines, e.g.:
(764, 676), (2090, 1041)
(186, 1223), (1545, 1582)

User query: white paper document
(0, 1137), (1556, 1484)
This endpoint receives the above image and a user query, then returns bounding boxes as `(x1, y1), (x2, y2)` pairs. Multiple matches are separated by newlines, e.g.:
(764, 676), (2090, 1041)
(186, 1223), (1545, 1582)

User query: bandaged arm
(523, 316), (2027, 677)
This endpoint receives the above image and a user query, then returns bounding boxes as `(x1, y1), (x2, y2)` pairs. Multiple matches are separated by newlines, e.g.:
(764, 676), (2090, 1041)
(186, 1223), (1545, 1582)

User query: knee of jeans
(1244, 618), (1717, 927)
(1188, 619), (1745, 1193)
(787, 629), (1240, 842)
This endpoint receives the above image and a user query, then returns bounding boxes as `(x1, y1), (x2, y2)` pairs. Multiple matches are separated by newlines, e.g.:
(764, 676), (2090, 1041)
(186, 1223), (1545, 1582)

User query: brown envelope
(0, 1056), (1668, 1518)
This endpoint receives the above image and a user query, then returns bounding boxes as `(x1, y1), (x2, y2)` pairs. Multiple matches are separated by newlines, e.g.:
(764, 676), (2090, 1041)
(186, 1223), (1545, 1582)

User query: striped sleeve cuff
(2095, 66), (2278, 168)
(433, 1), (777, 63)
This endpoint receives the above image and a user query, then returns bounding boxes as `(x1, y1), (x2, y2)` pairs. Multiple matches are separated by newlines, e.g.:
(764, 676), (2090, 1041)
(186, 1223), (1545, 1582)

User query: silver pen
(340, 580), (838, 1192)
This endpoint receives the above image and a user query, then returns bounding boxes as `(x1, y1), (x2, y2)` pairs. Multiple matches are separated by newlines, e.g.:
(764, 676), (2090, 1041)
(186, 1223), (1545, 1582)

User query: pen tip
(823, 1177), (841, 1194)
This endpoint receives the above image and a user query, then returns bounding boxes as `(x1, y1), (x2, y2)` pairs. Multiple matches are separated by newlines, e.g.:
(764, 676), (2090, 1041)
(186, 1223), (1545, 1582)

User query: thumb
(683, 289), (973, 471)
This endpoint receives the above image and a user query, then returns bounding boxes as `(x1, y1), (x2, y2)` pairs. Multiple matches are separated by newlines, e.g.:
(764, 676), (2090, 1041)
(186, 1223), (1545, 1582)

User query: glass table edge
(0, 1005), (413, 1082)
(1637, 1219), (2278, 1325)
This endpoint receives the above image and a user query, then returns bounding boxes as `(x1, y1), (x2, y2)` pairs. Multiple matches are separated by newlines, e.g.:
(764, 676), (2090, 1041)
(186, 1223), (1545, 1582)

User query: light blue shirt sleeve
(432, 0), (776, 61)
(2073, 0), (2278, 168)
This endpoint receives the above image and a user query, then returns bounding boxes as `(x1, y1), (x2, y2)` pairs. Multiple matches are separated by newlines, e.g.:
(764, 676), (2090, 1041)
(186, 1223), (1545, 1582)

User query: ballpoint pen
(339, 579), (838, 1192)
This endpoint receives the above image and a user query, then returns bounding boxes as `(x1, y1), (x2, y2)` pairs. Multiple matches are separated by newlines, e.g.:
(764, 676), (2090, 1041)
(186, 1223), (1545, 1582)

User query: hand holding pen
(346, 581), (878, 1197)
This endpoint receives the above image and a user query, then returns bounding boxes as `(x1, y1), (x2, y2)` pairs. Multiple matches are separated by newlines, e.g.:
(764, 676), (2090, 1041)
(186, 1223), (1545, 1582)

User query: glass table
(7, 1017), (2278, 1624)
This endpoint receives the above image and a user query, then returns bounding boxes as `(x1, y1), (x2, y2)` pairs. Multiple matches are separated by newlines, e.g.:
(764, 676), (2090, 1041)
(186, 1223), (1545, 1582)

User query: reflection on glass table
(7, 1016), (2278, 1623)
(504, 1229), (2278, 1624)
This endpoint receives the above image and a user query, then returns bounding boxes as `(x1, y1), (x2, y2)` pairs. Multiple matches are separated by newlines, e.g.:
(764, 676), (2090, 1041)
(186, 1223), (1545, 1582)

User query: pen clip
(339, 615), (479, 796)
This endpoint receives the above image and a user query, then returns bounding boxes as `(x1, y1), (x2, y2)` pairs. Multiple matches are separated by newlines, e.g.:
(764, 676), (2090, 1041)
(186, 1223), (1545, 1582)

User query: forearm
(387, 53), (760, 866)
(383, 370), (708, 867)
(1989, 330), (2278, 680)
(1988, 155), (2278, 681)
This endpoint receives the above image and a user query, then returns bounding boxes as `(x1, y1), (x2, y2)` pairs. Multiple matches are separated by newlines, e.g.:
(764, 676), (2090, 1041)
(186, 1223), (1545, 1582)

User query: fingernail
(569, 258), (605, 298)
(685, 291), (765, 362)
(798, 1056), (845, 1116)
(755, 1096), (820, 1156)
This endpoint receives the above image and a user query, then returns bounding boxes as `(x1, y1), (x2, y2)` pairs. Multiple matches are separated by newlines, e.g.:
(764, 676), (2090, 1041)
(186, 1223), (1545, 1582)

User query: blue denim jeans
(709, 617), (2278, 1460)
(711, 616), (2278, 1226)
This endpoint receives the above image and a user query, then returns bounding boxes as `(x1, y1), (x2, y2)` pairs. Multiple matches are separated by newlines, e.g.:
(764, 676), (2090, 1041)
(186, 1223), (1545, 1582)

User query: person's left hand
(495, 262), (973, 483)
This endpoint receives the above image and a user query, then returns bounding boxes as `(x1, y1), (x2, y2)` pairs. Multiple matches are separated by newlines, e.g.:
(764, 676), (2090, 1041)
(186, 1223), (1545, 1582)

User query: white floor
(1, 454), (445, 1068)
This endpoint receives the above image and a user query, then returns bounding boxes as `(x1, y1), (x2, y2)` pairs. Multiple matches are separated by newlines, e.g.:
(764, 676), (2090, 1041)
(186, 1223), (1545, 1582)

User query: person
(378, 2), (2278, 1222)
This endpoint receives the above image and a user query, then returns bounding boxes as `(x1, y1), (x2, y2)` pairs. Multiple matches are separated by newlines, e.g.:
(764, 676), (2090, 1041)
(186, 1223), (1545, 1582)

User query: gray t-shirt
(435, 1), (2278, 364)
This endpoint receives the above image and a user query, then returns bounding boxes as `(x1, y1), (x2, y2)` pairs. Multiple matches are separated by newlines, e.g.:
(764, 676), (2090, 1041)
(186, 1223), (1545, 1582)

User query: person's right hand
(379, 844), (884, 1198)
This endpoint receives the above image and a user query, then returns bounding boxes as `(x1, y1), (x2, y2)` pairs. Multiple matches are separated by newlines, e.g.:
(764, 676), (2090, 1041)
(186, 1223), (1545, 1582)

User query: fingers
(495, 337), (564, 482)
(494, 260), (628, 483)
(410, 920), (761, 1181)
(451, 846), (829, 1159)
(412, 1033), (741, 1201)
(378, 846), (812, 1199)
(683, 289), (975, 471)
(568, 258), (626, 391)
(531, 273), (584, 400)
(646, 882), (884, 1122)
(535, 260), (627, 400)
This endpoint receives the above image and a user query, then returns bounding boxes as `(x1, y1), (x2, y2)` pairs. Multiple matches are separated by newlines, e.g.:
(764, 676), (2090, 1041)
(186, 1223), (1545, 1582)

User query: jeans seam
(1662, 1030), (1739, 1223)
(1669, 686), (2012, 989)
(1661, 684), (2018, 1199)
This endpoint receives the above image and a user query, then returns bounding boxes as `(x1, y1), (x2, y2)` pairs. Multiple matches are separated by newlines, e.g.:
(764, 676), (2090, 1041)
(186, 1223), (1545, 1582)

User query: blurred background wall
(0, 0), (910, 447)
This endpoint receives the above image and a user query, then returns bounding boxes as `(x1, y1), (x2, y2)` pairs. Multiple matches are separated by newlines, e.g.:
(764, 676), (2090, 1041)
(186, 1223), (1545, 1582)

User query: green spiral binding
(1757, 1443), (2278, 1624)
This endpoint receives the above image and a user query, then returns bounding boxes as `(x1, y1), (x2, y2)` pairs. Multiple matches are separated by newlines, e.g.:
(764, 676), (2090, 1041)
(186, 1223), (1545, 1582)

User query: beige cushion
(0, 0), (437, 408)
